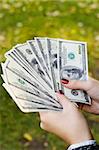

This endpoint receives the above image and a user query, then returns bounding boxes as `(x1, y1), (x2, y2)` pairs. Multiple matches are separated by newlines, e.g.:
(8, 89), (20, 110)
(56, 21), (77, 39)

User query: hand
(39, 93), (93, 144)
(61, 77), (99, 114)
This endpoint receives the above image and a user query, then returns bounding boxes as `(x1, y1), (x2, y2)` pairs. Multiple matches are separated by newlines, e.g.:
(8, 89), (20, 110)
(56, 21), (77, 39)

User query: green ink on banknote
(18, 78), (25, 85)
(68, 53), (75, 59)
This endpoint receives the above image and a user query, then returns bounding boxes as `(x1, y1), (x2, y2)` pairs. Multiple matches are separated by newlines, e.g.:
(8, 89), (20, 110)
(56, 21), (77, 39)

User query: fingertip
(61, 80), (87, 91)
(55, 92), (70, 106)
(55, 91), (63, 97)
(61, 79), (69, 84)
(61, 80), (75, 87)
(59, 90), (64, 94)
(40, 122), (44, 129)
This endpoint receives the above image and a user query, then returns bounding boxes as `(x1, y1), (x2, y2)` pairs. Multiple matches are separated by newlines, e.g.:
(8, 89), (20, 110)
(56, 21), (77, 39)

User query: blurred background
(0, 0), (99, 150)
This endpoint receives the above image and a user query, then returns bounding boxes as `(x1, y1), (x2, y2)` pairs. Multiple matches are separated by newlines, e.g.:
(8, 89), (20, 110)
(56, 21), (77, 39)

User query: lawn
(0, 0), (99, 150)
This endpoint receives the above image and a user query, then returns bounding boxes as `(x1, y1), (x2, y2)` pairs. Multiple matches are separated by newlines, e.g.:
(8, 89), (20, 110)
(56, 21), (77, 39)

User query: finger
(61, 79), (91, 91)
(39, 111), (49, 122)
(77, 100), (98, 114)
(40, 122), (45, 130)
(81, 104), (91, 112)
(81, 100), (99, 115)
(77, 103), (85, 110)
(40, 122), (49, 131)
(39, 112), (44, 118)
(39, 111), (48, 115)
(56, 92), (71, 108)
(73, 102), (79, 108)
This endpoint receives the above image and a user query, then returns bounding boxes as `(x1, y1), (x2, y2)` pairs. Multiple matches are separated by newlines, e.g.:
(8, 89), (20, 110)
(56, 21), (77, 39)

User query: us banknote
(1, 37), (91, 113)
(1, 59), (61, 107)
(5, 47), (56, 99)
(3, 83), (61, 112)
(58, 39), (91, 104)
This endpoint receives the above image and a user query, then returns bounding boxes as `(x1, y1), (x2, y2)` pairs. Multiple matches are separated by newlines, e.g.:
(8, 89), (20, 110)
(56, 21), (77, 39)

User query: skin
(39, 93), (93, 144)
(39, 77), (99, 145)
(61, 77), (99, 115)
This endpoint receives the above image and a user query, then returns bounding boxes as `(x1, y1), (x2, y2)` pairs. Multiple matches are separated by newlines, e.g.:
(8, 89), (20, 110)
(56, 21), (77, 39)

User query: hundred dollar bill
(4, 71), (60, 108)
(34, 37), (50, 73)
(46, 38), (61, 92)
(3, 83), (61, 112)
(8, 85), (61, 109)
(1, 68), (58, 108)
(28, 39), (50, 79)
(1, 59), (61, 107)
(2, 81), (60, 110)
(58, 39), (91, 104)
(35, 37), (56, 92)
(5, 47), (56, 99)
(15, 43), (51, 87)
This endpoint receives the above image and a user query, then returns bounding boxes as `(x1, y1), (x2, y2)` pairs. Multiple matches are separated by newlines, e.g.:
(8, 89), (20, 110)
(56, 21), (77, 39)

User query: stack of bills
(1, 37), (91, 113)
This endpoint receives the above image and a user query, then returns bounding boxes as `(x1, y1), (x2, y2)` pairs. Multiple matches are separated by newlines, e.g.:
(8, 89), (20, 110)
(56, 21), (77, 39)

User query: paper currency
(3, 83), (60, 112)
(1, 37), (91, 113)
(47, 38), (60, 92)
(5, 47), (56, 98)
(58, 39), (91, 104)
(1, 59), (61, 107)
(34, 37), (50, 72)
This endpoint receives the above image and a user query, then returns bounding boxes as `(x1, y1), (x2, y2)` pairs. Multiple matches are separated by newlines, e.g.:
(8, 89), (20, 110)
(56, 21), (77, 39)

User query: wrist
(68, 130), (93, 145)
(62, 125), (93, 145)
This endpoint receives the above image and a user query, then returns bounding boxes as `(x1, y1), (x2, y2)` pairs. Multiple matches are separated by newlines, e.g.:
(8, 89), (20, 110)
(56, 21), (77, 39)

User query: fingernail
(61, 79), (69, 84)
(59, 90), (64, 94)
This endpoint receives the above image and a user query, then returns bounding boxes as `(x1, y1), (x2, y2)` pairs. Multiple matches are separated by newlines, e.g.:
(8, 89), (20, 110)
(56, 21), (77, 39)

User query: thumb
(56, 92), (70, 108)
(61, 79), (91, 91)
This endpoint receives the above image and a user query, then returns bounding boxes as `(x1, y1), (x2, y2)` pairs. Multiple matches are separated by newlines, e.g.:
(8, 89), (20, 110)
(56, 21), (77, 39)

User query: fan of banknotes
(1, 37), (91, 113)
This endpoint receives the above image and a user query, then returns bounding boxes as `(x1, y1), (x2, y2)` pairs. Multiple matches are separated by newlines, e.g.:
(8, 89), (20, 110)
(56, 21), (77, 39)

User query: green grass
(0, 0), (99, 149)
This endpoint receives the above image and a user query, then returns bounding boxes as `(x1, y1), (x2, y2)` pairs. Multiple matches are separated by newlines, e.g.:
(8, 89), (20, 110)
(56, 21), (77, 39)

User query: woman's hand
(61, 77), (99, 114)
(39, 93), (93, 144)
